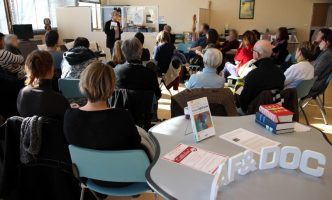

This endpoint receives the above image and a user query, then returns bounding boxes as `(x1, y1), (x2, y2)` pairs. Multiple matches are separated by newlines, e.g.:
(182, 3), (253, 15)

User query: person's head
(295, 42), (313, 62)
(80, 62), (116, 103)
(25, 50), (54, 87)
(199, 23), (210, 35)
(319, 31), (332, 51)
(45, 30), (59, 48)
(315, 28), (332, 43)
(0, 32), (5, 49)
(73, 37), (90, 48)
(206, 29), (219, 45)
(252, 29), (261, 40)
(111, 10), (119, 21)
(253, 40), (273, 60)
(121, 37), (142, 62)
(229, 29), (238, 41)
(242, 30), (257, 46)
(203, 48), (223, 69)
(134, 32), (145, 45)
(112, 40), (125, 65)
(164, 25), (172, 33)
(156, 30), (171, 44)
(4, 34), (19, 48)
(277, 27), (289, 41)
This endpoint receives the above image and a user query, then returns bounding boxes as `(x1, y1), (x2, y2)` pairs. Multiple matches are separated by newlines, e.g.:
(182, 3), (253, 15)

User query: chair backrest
(109, 89), (154, 130)
(58, 79), (85, 99)
(69, 145), (150, 183)
(171, 88), (239, 118)
(295, 78), (317, 99)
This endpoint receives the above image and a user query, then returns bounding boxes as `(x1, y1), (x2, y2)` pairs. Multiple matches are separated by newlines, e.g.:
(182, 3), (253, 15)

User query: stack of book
(255, 104), (295, 134)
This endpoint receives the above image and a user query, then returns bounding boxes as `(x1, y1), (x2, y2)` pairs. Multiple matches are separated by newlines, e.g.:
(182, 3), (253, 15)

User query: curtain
(0, 0), (9, 33)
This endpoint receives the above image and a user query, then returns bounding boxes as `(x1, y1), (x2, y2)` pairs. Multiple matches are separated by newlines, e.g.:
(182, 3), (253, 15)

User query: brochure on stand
(163, 144), (228, 175)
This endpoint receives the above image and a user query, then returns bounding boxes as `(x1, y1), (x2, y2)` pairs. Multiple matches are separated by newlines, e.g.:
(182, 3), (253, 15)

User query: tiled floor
(106, 83), (332, 200)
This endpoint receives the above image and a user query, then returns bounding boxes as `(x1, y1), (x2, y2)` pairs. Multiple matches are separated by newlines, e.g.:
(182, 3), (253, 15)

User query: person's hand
(70, 103), (80, 109)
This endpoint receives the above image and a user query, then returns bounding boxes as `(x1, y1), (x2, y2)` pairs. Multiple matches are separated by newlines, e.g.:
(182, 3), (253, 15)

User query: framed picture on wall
(239, 0), (255, 19)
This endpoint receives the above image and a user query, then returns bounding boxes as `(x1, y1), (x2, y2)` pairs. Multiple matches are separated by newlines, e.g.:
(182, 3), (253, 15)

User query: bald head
(253, 40), (273, 60)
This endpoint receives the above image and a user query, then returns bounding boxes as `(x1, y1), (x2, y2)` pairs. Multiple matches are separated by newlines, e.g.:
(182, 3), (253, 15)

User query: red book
(259, 104), (294, 123)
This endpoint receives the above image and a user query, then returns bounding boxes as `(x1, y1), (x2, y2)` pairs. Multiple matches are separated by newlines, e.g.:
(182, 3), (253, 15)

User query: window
(0, 0), (9, 33)
(9, 0), (75, 30)
(78, 1), (102, 30)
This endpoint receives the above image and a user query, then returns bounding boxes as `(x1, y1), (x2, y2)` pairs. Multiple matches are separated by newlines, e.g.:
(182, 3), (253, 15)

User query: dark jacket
(17, 79), (70, 119)
(0, 116), (80, 200)
(154, 43), (175, 74)
(104, 20), (122, 49)
(114, 61), (162, 100)
(272, 39), (289, 64)
(240, 58), (285, 113)
(220, 40), (240, 54)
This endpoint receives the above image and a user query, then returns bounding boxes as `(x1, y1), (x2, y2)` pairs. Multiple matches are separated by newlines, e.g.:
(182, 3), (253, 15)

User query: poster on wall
(239, 0), (255, 19)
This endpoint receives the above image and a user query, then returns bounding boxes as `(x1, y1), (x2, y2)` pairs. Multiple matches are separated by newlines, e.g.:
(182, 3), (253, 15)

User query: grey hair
(121, 37), (143, 61)
(254, 40), (273, 58)
(4, 34), (17, 45)
(164, 25), (172, 33)
(203, 48), (223, 69)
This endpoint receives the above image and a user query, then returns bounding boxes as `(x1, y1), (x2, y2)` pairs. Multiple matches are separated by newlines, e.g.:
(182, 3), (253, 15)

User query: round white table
(146, 115), (332, 200)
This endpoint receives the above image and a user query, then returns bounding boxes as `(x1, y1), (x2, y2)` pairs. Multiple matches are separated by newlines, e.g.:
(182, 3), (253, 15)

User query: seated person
(310, 32), (332, 96)
(272, 27), (289, 64)
(115, 38), (161, 100)
(239, 40), (285, 113)
(17, 50), (70, 119)
(4, 34), (21, 55)
(284, 43), (314, 88)
(188, 23), (209, 54)
(154, 31), (175, 75)
(220, 29), (240, 55)
(135, 32), (151, 62)
(0, 32), (25, 80)
(311, 28), (332, 61)
(163, 25), (176, 44)
(186, 48), (225, 89)
(195, 29), (220, 57)
(61, 37), (97, 79)
(252, 29), (261, 41)
(224, 30), (257, 77)
(109, 40), (125, 67)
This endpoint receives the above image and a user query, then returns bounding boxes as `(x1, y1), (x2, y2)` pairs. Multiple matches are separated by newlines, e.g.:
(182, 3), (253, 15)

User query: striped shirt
(0, 49), (25, 79)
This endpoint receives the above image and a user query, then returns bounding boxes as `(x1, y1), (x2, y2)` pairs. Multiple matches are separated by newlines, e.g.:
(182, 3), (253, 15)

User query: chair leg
(300, 106), (310, 125)
(317, 96), (327, 115)
(80, 187), (85, 200)
(315, 99), (328, 125)
(154, 192), (159, 200)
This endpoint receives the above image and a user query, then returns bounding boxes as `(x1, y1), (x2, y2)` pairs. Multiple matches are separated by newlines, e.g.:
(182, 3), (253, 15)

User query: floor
(106, 83), (332, 200)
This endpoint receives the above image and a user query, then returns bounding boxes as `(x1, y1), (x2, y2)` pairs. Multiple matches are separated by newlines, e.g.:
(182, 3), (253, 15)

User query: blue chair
(295, 78), (317, 125)
(68, 145), (151, 200)
(58, 79), (85, 99)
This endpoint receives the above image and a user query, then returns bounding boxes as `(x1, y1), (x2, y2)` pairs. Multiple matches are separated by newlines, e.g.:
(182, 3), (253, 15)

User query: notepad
(219, 128), (281, 154)
(163, 144), (228, 175)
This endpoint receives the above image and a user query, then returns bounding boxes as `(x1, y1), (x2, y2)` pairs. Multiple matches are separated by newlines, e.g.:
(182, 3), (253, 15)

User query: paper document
(294, 123), (311, 132)
(219, 128), (280, 154)
(163, 144), (228, 175)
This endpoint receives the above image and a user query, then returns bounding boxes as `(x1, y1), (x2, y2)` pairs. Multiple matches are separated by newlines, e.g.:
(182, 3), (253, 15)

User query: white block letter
(228, 152), (243, 182)
(299, 150), (326, 177)
(259, 146), (280, 170)
(279, 146), (301, 170)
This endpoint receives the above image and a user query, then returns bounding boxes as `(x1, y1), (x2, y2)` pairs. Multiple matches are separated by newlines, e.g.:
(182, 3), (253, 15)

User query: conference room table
(146, 115), (332, 200)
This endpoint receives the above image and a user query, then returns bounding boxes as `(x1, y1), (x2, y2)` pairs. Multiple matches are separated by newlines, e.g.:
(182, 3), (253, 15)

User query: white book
(187, 97), (215, 142)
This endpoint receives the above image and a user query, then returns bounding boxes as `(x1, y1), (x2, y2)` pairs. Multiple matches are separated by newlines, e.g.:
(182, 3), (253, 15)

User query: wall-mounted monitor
(13, 24), (34, 40)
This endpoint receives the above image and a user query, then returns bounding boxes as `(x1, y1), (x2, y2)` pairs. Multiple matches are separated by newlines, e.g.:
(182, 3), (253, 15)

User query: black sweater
(240, 58), (285, 112)
(114, 61), (162, 100)
(16, 79), (70, 119)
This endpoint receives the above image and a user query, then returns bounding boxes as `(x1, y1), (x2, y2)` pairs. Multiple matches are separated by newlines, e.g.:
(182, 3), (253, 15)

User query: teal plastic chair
(295, 77), (317, 125)
(58, 79), (85, 99)
(68, 145), (151, 200)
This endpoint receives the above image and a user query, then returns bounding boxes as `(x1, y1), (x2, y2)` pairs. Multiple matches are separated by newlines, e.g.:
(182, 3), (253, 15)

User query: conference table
(146, 115), (332, 200)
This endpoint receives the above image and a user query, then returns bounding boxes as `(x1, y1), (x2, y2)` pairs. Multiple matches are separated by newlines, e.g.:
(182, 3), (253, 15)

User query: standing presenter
(104, 10), (122, 53)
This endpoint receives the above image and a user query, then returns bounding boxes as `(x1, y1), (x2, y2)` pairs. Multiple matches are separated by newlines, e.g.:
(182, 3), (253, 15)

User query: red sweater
(234, 45), (254, 73)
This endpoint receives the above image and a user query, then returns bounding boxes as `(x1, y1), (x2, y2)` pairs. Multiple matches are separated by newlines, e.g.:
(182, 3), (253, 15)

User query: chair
(176, 42), (193, 54)
(171, 88), (239, 117)
(58, 79), (85, 99)
(68, 145), (151, 200)
(295, 78), (317, 125)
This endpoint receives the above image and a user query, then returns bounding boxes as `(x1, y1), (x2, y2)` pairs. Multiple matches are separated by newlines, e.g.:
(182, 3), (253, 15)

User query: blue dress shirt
(185, 67), (225, 89)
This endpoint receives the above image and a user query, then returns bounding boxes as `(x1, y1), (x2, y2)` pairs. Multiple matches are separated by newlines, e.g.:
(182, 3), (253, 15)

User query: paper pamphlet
(187, 97), (215, 142)
(219, 128), (281, 154)
(163, 144), (228, 175)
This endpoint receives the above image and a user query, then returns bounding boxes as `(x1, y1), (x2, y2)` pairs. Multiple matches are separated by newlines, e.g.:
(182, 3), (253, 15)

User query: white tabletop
(147, 115), (332, 200)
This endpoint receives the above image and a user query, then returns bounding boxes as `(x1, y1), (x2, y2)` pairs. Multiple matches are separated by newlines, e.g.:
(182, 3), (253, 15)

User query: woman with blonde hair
(154, 30), (175, 74)
(111, 40), (125, 67)
(17, 50), (69, 118)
